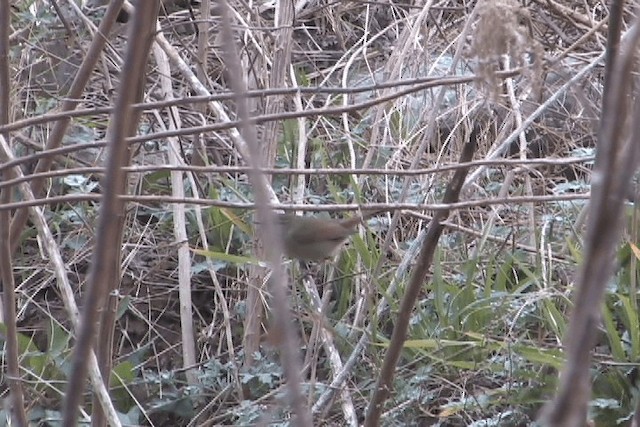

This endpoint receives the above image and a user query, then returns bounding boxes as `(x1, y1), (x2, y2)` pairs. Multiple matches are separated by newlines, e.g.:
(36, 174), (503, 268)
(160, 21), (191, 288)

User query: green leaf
(403, 339), (479, 349)
(540, 298), (567, 338)
(112, 360), (135, 385)
(602, 301), (626, 361)
(192, 248), (262, 266)
(619, 293), (640, 359)
(0, 323), (39, 354)
(432, 248), (449, 326)
(116, 295), (131, 320)
(47, 321), (70, 358)
(515, 345), (565, 368)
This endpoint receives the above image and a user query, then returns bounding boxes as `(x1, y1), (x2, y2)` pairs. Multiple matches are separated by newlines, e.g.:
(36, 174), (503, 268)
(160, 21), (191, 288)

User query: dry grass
(1, 0), (633, 425)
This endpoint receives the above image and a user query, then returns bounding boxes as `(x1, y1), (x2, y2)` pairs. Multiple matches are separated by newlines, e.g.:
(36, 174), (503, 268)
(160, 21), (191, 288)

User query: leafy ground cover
(2, 0), (637, 426)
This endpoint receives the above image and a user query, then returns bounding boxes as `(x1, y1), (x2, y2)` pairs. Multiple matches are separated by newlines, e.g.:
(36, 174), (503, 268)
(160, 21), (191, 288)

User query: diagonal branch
(61, 2), (160, 424)
(365, 128), (478, 426)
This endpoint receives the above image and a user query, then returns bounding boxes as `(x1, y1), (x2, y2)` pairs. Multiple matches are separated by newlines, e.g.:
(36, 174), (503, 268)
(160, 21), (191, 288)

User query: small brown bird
(275, 211), (382, 262)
